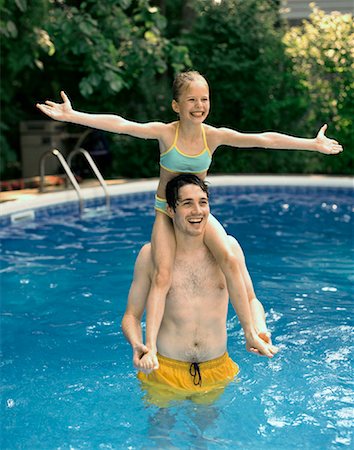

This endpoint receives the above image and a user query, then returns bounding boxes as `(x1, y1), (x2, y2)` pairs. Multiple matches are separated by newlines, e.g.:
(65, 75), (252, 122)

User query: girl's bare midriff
(157, 167), (208, 199)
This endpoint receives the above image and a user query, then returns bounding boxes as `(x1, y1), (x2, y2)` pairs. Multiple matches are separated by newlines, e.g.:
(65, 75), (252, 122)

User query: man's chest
(170, 257), (225, 297)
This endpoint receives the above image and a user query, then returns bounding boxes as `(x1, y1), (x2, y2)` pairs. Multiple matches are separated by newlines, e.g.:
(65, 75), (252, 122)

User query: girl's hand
(315, 124), (343, 155)
(36, 91), (73, 121)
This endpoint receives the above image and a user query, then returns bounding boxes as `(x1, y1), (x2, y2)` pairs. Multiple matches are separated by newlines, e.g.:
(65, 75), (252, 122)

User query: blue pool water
(1, 186), (353, 449)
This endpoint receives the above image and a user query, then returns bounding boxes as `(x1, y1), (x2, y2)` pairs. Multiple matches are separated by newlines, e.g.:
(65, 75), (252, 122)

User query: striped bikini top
(160, 123), (212, 174)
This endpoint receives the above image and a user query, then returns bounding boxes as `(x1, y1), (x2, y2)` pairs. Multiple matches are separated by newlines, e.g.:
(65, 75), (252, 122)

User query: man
(121, 174), (278, 405)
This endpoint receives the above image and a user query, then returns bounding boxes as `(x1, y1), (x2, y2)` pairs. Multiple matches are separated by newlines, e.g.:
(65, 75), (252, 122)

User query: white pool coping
(1, 175), (353, 218)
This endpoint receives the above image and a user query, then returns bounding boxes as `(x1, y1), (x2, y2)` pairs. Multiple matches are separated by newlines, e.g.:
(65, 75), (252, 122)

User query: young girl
(37, 71), (343, 369)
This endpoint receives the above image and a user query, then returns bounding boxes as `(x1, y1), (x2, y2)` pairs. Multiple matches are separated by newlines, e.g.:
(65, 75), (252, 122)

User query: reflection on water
(146, 404), (222, 449)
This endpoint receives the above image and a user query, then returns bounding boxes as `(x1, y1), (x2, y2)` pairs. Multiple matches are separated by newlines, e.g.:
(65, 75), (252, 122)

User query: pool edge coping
(1, 175), (353, 218)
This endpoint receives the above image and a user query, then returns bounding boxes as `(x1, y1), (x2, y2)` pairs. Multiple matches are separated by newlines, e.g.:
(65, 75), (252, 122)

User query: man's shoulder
(226, 235), (245, 261)
(137, 243), (152, 265)
(227, 235), (240, 248)
(140, 242), (152, 256)
(133, 243), (153, 278)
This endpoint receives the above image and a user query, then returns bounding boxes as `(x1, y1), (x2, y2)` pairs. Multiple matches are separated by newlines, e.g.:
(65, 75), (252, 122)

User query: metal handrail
(67, 148), (110, 210)
(39, 149), (84, 214)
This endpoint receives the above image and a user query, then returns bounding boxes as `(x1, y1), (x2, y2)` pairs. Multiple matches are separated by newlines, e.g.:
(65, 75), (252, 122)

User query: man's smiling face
(170, 184), (210, 236)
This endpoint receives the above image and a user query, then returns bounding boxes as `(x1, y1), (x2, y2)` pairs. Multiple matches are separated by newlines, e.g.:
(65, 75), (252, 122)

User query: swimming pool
(1, 178), (353, 449)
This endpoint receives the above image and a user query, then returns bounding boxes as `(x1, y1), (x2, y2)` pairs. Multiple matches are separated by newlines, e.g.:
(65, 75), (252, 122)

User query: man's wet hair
(166, 174), (209, 211)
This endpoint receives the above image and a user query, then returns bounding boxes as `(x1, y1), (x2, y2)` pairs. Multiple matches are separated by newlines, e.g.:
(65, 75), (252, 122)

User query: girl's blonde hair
(172, 71), (208, 101)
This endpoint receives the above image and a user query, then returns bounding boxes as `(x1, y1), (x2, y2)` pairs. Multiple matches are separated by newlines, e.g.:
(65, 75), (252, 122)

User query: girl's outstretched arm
(36, 91), (165, 139)
(213, 124), (343, 155)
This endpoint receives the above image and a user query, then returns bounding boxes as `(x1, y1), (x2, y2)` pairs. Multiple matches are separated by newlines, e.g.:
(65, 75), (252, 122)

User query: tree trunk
(181, 0), (196, 32)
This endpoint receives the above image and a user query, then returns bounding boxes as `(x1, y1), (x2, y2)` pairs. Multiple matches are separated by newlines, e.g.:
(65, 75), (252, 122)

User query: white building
(280, 0), (353, 21)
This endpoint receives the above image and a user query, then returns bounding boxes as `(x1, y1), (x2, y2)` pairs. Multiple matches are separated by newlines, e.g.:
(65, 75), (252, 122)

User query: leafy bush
(283, 3), (353, 174)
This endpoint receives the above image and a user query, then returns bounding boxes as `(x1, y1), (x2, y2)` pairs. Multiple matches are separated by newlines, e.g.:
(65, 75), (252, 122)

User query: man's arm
(227, 236), (278, 355)
(121, 244), (154, 370)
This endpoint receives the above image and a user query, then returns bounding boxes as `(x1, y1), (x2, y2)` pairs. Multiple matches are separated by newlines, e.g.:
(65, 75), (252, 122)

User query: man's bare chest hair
(170, 251), (224, 296)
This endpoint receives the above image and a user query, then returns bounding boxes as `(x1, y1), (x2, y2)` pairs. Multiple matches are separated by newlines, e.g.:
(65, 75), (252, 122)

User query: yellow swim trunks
(138, 352), (239, 407)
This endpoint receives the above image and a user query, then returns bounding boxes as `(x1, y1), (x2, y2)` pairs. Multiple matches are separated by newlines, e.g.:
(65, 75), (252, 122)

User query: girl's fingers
(37, 104), (49, 113)
(319, 123), (328, 135)
(61, 91), (69, 102)
(249, 348), (260, 355)
(45, 100), (57, 107)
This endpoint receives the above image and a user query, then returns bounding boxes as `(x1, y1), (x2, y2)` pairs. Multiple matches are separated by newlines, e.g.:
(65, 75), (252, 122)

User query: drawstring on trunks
(189, 362), (202, 386)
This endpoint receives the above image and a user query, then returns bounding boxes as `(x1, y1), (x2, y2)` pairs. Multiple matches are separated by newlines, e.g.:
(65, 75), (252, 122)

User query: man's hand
(36, 91), (73, 121)
(315, 124), (343, 155)
(258, 331), (272, 344)
(133, 343), (149, 370)
(134, 348), (159, 374)
(246, 330), (278, 358)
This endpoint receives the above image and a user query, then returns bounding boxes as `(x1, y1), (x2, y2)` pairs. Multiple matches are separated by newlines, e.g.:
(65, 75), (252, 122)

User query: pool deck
(0, 174), (353, 218)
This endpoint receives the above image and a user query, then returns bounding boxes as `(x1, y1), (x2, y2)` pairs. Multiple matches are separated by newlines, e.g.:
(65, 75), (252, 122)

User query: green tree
(181, 0), (311, 174)
(0, 0), (53, 178)
(283, 3), (353, 174)
(0, 0), (190, 179)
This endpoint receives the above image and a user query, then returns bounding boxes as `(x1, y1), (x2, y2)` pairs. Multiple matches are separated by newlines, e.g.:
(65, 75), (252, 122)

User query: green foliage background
(1, 0), (353, 179)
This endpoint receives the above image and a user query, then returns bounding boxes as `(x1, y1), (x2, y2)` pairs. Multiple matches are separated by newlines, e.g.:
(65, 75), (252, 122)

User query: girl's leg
(140, 211), (176, 371)
(204, 214), (273, 357)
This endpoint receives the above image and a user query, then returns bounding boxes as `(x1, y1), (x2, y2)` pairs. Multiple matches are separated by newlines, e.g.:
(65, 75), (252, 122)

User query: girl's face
(172, 79), (210, 124)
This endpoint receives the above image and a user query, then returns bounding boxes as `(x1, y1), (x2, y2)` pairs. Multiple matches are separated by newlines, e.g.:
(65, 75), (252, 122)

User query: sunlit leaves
(14, 0), (27, 12)
(44, 1), (184, 98)
(283, 4), (353, 172)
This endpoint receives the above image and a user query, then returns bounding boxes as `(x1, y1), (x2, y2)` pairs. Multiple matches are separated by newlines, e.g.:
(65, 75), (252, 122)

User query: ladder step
(39, 148), (110, 216)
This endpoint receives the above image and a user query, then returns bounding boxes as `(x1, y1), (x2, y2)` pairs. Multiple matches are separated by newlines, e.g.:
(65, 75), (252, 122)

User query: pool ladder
(39, 148), (110, 215)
